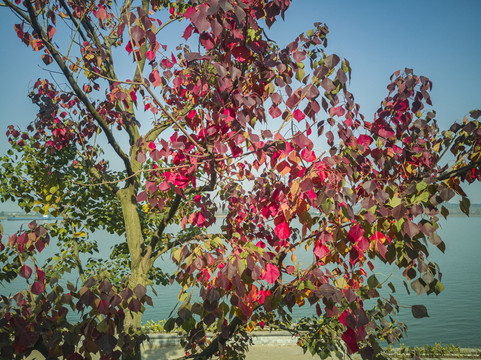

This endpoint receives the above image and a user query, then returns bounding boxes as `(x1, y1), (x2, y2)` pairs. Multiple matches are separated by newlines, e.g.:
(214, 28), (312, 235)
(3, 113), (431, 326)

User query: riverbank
(24, 331), (481, 360)
(142, 332), (481, 359)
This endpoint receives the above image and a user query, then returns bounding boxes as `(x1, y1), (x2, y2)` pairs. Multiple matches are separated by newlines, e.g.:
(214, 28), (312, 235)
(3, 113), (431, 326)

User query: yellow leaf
(334, 277), (347, 289)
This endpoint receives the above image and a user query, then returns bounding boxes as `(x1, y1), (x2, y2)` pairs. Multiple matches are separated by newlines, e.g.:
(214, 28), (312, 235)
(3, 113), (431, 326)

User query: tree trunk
(117, 185), (150, 360)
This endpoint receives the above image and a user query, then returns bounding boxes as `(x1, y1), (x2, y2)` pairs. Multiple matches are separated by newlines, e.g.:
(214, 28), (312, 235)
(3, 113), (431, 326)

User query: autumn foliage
(1, 0), (481, 359)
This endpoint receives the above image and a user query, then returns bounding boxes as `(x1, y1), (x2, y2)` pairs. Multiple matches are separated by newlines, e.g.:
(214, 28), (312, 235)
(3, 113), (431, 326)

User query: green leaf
(460, 197), (470, 216)
(434, 280), (445, 294)
(415, 191), (430, 204)
(416, 181), (427, 192)
(367, 275), (380, 289)
(388, 282), (396, 293)
(411, 279), (427, 296)
(441, 205), (449, 219)
(411, 304), (429, 318)
(295, 68), (305, 82)
(164, 318), (175, 332)
(388, 195), (402, 208)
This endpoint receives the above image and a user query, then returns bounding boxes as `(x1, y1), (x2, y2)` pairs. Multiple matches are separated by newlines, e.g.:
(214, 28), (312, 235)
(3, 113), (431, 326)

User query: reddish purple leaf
(137, 190), (148, 202)
(342, 328), (360, 353)
(128, 298), (142, 313)
(31, 281), (44, 295)
(19, 265), (32, 279)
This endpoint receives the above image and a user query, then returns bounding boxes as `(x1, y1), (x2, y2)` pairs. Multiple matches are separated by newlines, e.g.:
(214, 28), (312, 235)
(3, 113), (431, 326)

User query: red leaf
(196, 212), (206, 227)
(36, 267), (45, 282)
(42, 54), (53, 65)
(19, 265), (32, 279)
(183, 25), (194, 40)
(292, 131), (310, 149)
(161, 58), (173, 69)
(125, 41), (133, 54)
(342, 328), (360, 353)
(274, 222), (290, 240)
(357, 237), (369, 252)
(357, 134), (372, 147)
(158, 182), (170, 191)
(404, 220), (420, 238)
(47, 25), (56, 40)
(263, 264), (280, 284)
(97, 299), (110, 314)
(325, 305), (338, 317)
(231, 45), (251, 62)
(293, 109), (305, 122)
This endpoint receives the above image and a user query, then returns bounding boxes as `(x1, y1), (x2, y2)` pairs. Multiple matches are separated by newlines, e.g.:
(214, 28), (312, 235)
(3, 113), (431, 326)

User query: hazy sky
(0, 0), (480, 207)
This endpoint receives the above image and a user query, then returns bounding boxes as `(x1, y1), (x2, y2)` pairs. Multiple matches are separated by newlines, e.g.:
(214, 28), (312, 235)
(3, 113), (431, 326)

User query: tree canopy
(0, 1), (480, 359)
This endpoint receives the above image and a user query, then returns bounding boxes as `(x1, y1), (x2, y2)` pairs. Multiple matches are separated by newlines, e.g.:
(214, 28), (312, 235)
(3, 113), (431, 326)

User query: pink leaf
(299, 178), (313, 192)
(274, 222), (291, 240)
(145, 50), (155, 61)
(196, 212), (206, 227)
(377, 240), (387, 259)
(347, 224), (364, 243)
(314, 244), (329, 259)
(263, 264), (280, 284)
(301, 148), (316, 162)
(184, 6), (196, 19)
(149, 70), (161, 87)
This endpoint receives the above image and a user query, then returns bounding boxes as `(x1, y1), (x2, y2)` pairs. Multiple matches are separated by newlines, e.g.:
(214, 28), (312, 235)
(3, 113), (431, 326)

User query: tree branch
(147, 194), (182, 260)
(436, 159), (481, 181)
(58, 0), (88, 43)
(22, 0), (134, 178)
(2, 0), (30, 24)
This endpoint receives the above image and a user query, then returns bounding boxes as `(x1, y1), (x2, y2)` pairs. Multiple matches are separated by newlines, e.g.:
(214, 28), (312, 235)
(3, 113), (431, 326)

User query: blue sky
(0, 0), (480, 205)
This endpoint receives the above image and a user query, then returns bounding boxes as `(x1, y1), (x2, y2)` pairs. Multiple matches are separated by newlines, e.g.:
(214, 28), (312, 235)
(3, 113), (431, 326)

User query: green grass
(384, 343), (481, 358)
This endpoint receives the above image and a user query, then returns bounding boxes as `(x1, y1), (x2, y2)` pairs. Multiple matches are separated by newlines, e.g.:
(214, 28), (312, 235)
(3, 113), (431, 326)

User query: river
(1, 216), (480, 347)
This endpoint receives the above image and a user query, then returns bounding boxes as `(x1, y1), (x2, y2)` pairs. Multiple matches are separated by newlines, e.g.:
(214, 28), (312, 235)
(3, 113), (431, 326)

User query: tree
(1, 0), (480, 359)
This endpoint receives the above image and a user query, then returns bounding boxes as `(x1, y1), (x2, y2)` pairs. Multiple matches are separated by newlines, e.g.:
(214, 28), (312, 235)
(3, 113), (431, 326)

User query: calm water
(1, 217), (480, 347)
